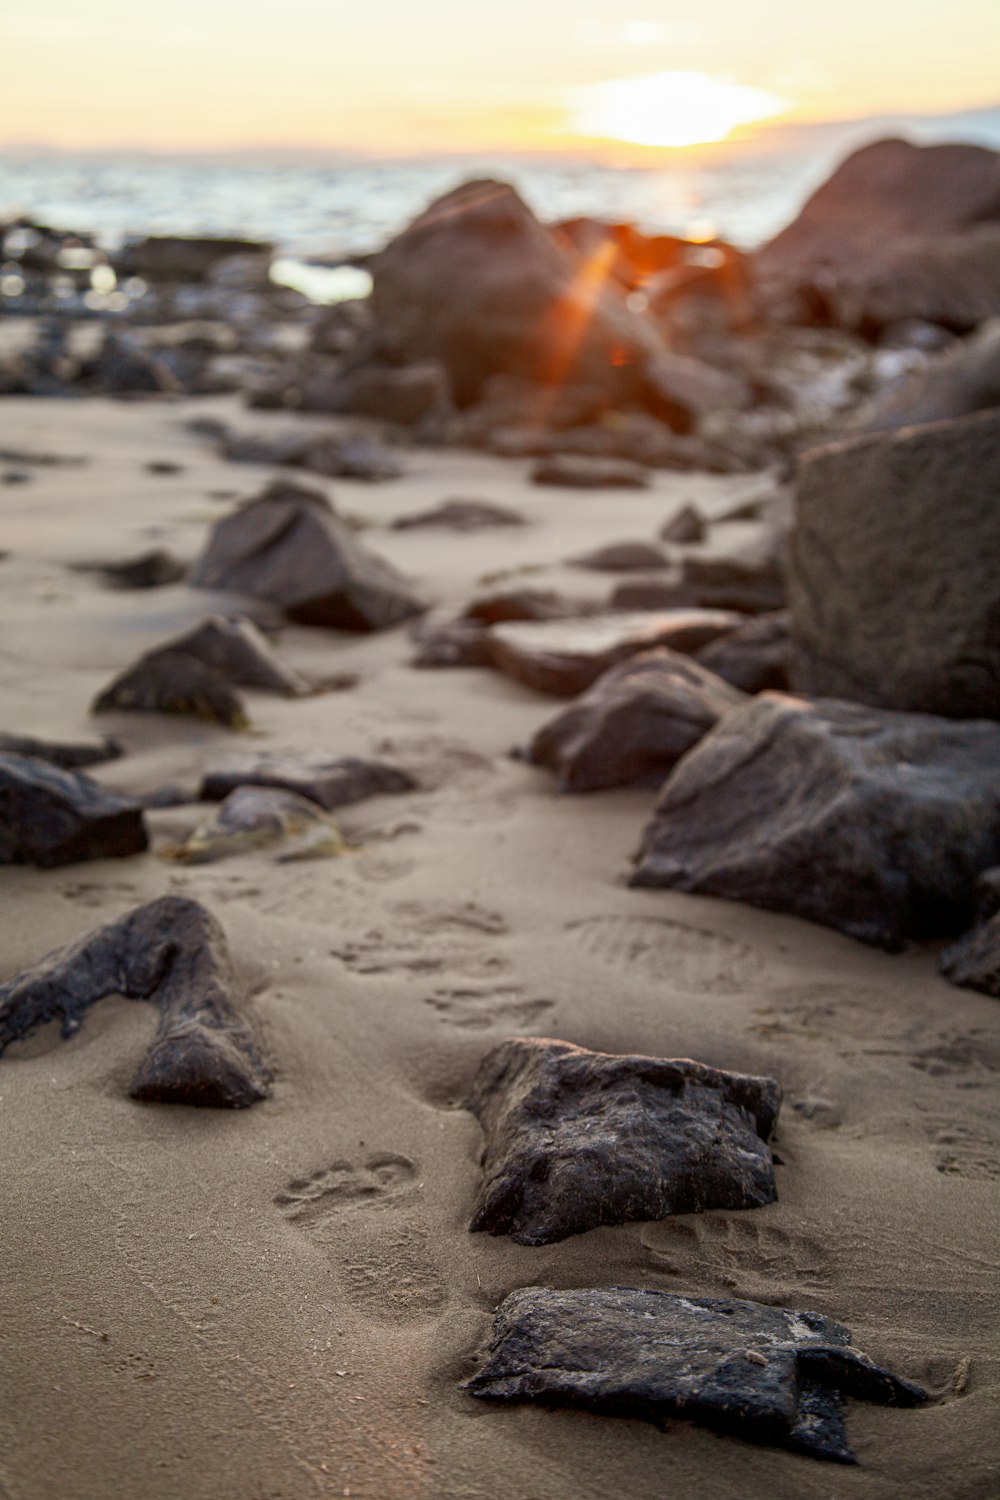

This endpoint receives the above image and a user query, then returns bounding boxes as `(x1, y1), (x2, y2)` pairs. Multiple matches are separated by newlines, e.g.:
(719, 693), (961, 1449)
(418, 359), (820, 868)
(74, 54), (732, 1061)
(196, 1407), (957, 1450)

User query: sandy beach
(0, 392), (997, 1500)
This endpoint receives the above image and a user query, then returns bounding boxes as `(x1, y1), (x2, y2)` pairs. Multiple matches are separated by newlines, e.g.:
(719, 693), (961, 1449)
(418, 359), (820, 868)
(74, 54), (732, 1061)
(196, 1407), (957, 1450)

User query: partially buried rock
(486, 610), (741, 697)
(160, 616), (309, 696)
(632, 694), (1000, 950)
(199, 751), (415, 810)
(466, 1286), (926, 1463)
(189, 479), (425, 631)
(696, 611), (790, 693)
(680, 547), (786, 615)
(93, 651), (250, 729)
(163, 787), (348, 864)
(0, 754), (148, 868)
(0, 732), (122, 769)
(660, 502), (706, 544)
(391, 498), (526, 532)
(410, 588), (586, 671)
(77, 548), (187, 590)
(532, 454), (651, 489)
(524, 648), (745, 792)
(467, 1038), (780, 1245)
(220, 426), (403, 482)
(0, 895), (271, 1107)
(940, 912), (1000, 998)
(569, 540), (669, 573)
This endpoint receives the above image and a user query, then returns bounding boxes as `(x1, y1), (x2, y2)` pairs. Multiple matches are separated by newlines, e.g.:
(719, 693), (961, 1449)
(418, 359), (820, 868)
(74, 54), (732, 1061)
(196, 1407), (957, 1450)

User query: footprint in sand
(641, 1213), (829, 1297)
(910, 1028), (1000, 1083)
(274, 1154), (447, 1321)
(565, 914), (767, 993)
(927, 1122), (1000, 1181)
(424, 984), (555, 1032)
(331, 900), (511, 979)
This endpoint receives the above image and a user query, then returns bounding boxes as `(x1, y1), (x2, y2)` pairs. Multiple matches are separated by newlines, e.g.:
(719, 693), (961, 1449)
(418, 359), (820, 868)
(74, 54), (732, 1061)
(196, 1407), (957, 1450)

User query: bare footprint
(565, 914), (766, 993)
(424, 985), (555, 1031)
(274, 1154), (447, 1322)
(641, 1213), (830, 1298)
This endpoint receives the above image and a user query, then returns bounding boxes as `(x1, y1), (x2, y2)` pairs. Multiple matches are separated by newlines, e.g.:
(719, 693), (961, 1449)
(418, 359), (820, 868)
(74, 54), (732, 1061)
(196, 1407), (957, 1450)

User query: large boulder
(861, 318), (1000, 432)
(790, 410), (1000, 717)
(631, 694), (1000, 950)
(0, 754), (148, 867)
(368, 179), (662, 407)
(754, 138), (1000, 334)
(190, 479), (425, 631)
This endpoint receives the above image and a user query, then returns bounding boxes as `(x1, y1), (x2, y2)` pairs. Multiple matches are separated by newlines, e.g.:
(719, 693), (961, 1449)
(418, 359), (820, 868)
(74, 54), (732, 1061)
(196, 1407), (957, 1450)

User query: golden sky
(0, 0), (996, 153)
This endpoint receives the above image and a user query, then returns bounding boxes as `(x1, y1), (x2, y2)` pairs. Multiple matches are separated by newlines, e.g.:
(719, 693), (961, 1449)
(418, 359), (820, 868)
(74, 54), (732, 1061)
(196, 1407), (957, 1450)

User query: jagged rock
(632, 694), (1000, 950)
(640, 349), (752, 433)
(0, 896), (271, 1107)
(696, 612), (790, 693)
(754, 138), (1000, 334)
(76, 548), (187, 590)
(164, 787), (348, 864)
(0, 733), (122, 769)
(344, 362), (450, 425)
(198, 752), (415, 810)
(486, 610), (741, 697)
(570, 541), (669, 573)
(523, 648), (745, 791)
(467, 1038), (780, 1245)
(0, 753), (147, 867)
(466, 1286), (926, 1463)
(368, 179), (662, 406)
(157, 616), (309, 696)
(660, 503), (706, 544)
(392, 498), (526, 532)
(93, 652), (250, 729)
(190, 479), (425, 631)
(861, 318), (1000, 432)
(790, 410), (1000, 717)
(532, 454), (651, 489)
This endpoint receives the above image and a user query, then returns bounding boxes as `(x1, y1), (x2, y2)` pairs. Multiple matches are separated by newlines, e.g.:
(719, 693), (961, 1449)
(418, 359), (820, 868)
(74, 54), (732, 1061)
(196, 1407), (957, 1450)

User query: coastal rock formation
(861, 318), (1000, 432)
(790, 410), (1000, 717)
(695, 611), (790, 693)
(0, 753), (148, 867)
(0, 732), (122, 769)
(190, 479), (425, 630)
(164, 787), (348, 864)
(640, 348), (752, 432)
(523, 648), (745, 792)
(0, 896), (271, 1107)
(198, 751), (415, 810)
(115, 234), (271, 283)
(466, 1286), (926, 1462)
(466, 1038), (780, 1245)
(632, 694), (1000, 950)
(486, 610), (741, 697)
(343, 362), (451, 426)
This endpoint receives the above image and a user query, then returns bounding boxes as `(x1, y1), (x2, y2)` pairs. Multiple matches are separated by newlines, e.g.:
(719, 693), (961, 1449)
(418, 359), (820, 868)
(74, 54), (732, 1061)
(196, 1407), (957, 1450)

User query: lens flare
(574, 70), (787, 149)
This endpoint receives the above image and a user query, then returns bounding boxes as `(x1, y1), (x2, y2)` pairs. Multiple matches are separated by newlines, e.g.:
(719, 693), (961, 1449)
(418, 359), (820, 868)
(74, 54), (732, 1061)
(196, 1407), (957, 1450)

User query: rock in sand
(0, 753), (147, 868)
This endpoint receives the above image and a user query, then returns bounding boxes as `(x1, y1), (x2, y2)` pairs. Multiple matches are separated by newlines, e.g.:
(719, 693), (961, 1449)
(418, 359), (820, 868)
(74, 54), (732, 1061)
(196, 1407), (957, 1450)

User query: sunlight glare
(574, 70), (787, 148)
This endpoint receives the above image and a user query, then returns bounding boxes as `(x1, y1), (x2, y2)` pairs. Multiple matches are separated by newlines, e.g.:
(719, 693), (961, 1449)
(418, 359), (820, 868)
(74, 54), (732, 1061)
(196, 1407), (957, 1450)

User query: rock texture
(0, 896), (271, 1106)
(486, 611), (741, 697)
(164, 787), (348, 864)
(190, 480), (425, 631)
(524, 648), (745, 792)
(0, 754), (148, 867)
(93, 652), (250, 729)
(198, 752), (415, 810)
(790, 411), (1000, 718)
(632, 694), (1000, 950)
(0, 733), (122, 769)
(696, 612), (790, 694)
(466, 1038), (780, 1245)
(862, 318), (1000, 432)
(466, 1286), (926, 1463)
(940, 914), (1000, 998)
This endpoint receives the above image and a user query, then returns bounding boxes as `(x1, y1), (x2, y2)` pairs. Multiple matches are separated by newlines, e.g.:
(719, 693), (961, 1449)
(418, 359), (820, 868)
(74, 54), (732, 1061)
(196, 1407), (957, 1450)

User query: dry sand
(0, 395), (997, 1500)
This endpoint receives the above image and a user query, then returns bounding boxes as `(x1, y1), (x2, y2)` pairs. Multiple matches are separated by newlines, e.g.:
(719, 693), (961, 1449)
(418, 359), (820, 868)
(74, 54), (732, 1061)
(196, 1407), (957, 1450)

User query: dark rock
(89, 332), (181, 395)
(462, 588), (585, 625)
(156, 616), (309, 696)
(610, 576), (689, 611)
(0, 733), (122, 769)
(145, 460), (184, 475)
(680, 549), (786, 615)
(660, 503), (706, 544)
(640, 349), (751, 433)
(92, 652), (250, 729)
(486, 611), (741, 697)
(190, 479), (425, 631)
(790, 410), (1000, 717)
(219, 426), (404, 482)
(392, 498), (526, 532)
(467, 1038), (780, 1245)
(632, 694), (1000, 950)
(368, 179), (662, 406)
(975, 867), (1000, 923)
(0, 754), (148, 868)
(77, 548), (187, 590)
(940, 911), (1000, 998)
(570, 541), (669, 573)
(199, 752), (415, 810)
(861, 318), (1000, 432)
(410, 618), (493, 669)
(466, 1285), (926, 1462)
(524, 648), (745, 792)
(0, 896), (271, 1107)
(696, 612), (790, 693)
(344, 362), (451, 425)
(117, 235), (271, 284)
(532, 454), (651, 489)
(2, 470), (31, 485)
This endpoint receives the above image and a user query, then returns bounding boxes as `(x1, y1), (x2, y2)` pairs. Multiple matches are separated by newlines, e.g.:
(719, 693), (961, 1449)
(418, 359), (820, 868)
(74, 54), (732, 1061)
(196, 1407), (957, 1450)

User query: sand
(0, 395), (997, 1500)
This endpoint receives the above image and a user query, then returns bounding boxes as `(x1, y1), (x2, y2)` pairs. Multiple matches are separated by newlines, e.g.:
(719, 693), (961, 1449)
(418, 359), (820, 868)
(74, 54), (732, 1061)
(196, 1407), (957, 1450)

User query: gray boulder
(862, 318), (1000, 432)
(696, 611), (790, 693)
(199, 752), (415, 809)
(632, 694), (1000, 950)
(0, 754), (148, 867)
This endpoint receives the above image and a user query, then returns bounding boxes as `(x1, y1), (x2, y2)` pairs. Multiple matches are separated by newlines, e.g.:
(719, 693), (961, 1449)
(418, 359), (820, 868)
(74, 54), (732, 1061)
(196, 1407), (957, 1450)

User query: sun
(573, 70), (787, 149)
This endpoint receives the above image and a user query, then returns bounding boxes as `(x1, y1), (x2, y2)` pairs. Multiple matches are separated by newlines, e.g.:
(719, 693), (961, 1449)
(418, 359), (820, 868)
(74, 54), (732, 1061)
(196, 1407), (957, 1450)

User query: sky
(0, 0), (997, 155)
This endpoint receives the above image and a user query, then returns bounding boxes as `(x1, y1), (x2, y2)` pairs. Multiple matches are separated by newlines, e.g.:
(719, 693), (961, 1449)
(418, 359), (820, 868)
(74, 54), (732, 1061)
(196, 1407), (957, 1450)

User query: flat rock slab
(190, 479), (425, 631)
(199, 752), (416, 810)
(790, 410), (1000, 717)
(570, 541), (670, 573)
(466, 1286), (926, 1463)
(466, 1038), (780, 1245)
(632, 694), (1000, 950)
(0, 733), (122, 769)
(165, 787), (348, 864)
(486, 611), (741, 697)
(0, 754), (148, 868)
(531, 454), (651, 489)
(0, 895), (271, 1107)
(524, 648), (745, 792)
(392, 498), (526, 531)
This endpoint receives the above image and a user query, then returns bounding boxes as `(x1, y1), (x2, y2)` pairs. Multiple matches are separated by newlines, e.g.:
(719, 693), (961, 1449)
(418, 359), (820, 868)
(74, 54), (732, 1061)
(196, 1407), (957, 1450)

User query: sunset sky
(0, 0), (996, 155)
